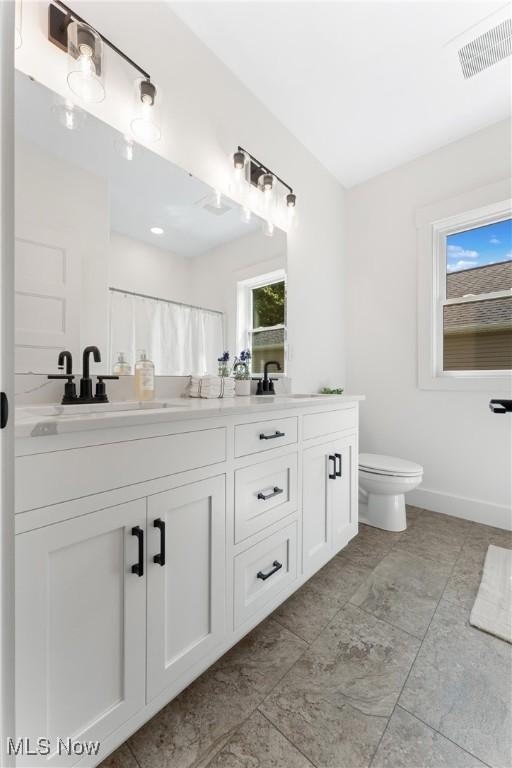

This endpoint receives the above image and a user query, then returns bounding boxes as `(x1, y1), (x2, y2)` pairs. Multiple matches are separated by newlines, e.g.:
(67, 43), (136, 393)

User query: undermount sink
(17, 400), (190, 418)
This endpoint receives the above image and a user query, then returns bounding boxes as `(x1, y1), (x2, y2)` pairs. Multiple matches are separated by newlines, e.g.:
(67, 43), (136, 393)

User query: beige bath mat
(470, 545), (512, 643)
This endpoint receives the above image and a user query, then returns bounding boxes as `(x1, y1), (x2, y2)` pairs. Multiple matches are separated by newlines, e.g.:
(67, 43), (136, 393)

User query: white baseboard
(408, 487), (512, 531)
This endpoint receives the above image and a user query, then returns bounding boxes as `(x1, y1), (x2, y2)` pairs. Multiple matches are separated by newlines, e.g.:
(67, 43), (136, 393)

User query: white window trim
(417, 179), (512, 392)
(236, 269), (287, 375)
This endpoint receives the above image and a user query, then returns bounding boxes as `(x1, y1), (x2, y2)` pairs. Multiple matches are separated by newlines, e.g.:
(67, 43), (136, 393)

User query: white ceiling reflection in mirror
(14, 71), (286, 376)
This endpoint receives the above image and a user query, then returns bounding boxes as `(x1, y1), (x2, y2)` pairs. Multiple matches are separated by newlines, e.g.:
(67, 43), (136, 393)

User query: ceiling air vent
(458, 18), (511, 78)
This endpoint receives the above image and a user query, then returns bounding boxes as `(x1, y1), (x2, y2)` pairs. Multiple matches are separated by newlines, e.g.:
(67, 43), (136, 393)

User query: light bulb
(263, 220), (274, 238)
(116, 134), (135, 161)
(67, 22), (105, 103)
(130, 79), (161, 143)
(52, 99), (85, 131)
(240, 205), (252, 224)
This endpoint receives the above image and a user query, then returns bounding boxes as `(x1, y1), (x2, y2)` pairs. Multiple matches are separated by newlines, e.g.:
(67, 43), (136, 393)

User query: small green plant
(319, 387), (344, 395)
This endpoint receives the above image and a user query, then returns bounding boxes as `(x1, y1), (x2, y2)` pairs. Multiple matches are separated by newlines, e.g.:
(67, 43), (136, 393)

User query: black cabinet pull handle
(257, 560), (283, 581)
(153, 518), (166, 566)
(257, 486), (284, 501)
(259, 430), (285, 440)
(131, 526), (144, 577)
(328, 454), (337, 480)
(335, 452), (342, 477)
(0, 392), (8, 429)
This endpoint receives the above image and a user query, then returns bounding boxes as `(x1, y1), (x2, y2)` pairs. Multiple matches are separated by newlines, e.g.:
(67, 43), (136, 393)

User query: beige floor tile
(399, 598), (512, 768)
(272, 557), (370, 643)
(372, 706), (487, 767)
(260, 605), (419, 768)
(128, 618), (306, 768)
(206, 711), (313, 767)
(350, 549), (451, 638)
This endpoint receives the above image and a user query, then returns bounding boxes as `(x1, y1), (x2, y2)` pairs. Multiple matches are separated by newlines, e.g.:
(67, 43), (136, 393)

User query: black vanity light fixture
(47, 1), (161, 141)
(233, 146), (297, 218)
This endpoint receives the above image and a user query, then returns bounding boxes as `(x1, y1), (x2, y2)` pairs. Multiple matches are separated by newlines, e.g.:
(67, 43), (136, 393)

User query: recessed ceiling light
(150, 226), (164, 235)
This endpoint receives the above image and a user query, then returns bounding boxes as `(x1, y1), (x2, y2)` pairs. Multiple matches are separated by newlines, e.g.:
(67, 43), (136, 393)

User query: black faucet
(80, 346), (102, 402)
(48, 347), (118, 404)
(58, 350), (73, 375)
(256, 360), (282, 395)
(47, 350), (78, 404)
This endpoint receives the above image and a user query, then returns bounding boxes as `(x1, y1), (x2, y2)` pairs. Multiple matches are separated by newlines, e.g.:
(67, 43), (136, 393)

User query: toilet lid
(359, 453), (423, 477)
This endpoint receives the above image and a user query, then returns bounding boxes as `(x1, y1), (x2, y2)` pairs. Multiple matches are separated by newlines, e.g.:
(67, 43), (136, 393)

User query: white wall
(15, 1), (347, 393)
(192, 228), (287, 357)
(109, 232), (194, 306)
(346, 119), (512, 529)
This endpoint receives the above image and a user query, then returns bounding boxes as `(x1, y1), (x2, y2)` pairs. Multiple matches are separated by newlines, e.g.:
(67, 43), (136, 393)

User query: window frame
(237, 269), (287, 376)
(417, 183), (512, 391)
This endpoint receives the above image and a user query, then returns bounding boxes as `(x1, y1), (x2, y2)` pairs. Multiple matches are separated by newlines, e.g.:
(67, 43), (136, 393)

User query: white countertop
(15, 394), (364, 439)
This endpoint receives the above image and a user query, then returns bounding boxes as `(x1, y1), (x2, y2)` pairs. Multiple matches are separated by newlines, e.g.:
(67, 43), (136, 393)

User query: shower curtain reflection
(109, 289), (224, 376)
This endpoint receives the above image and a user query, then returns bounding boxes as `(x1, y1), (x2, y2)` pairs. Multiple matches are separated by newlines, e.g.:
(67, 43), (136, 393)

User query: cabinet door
(15, 499), (146, 766)
(330, 435), (357, 553)
(147, 475), (226, 702)
(302, 441), (334, 577)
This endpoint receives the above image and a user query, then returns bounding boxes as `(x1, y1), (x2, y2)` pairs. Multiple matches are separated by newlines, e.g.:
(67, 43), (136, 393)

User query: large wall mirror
(15, 72), (287, 376)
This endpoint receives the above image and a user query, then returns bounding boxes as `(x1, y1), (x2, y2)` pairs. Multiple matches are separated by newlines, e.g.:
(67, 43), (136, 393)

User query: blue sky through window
(446, 218), (512, 273)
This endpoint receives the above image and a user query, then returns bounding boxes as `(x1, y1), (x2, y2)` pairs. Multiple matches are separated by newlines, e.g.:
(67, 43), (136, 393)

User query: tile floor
(100, 508), (512, 768)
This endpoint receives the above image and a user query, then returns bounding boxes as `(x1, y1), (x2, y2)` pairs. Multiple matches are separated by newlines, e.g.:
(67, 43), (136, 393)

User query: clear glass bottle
(112, 352), (131, 376)
(134, 350), (155, 401)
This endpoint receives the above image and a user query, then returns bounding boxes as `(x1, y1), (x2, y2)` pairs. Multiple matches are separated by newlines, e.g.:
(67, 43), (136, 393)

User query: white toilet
(358, 453), (423, 532)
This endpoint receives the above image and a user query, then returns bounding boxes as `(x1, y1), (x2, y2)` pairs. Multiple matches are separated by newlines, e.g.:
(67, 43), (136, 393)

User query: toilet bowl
(358, 453), (423, 532)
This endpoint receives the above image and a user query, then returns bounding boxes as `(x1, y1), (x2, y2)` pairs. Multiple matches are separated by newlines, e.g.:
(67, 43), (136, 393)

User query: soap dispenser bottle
(134, 350), (155, 401)
(113, 352), (131, 376)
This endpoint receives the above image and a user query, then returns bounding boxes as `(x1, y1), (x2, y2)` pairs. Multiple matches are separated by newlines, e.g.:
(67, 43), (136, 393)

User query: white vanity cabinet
(15, 499), (147, 767)
(14, 397), (360, 766)
(146, 476), (226, 702)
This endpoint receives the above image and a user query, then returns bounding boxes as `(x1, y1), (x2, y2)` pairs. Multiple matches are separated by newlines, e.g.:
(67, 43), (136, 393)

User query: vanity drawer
(16, 427), (226, 512)
(235, 453), (298, 543)
(234, 416), (298, 458)
(303, 407), (357, 441)
(234, 522), (297, 629)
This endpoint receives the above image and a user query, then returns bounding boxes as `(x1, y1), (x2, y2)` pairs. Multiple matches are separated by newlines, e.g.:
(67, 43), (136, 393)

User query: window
(437, 215), (511, 375)
(442, 219), (512, 372)
(237, 270), (287, 375)
(417, 186), (512, 391)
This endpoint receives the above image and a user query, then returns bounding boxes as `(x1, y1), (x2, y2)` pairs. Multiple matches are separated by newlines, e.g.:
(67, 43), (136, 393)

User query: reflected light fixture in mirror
(131, 79), (161, 143)
(240, 205), (252, 224)
(150, 226), (164, 235)
(67, 20), (105, 103)
(116, 134), (135, 161)
(263, 219), (275, 238)
(52, 97), (86, 130)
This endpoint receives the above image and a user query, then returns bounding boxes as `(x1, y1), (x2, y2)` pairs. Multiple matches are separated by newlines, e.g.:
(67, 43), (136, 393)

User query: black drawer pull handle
(153, 518), (166, 566)
(259, 430), (285, 440)
(257, 560), (283, 581)
(131, 526), (144, 577)
(335, 452), (342, 477)
(328, 454), (337, 480)
(257, 486), (284, 501)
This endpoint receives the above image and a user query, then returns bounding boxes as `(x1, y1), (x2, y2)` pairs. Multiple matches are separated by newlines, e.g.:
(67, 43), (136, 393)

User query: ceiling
(171, 1), (511, 188)
(15, 72), (260, 256)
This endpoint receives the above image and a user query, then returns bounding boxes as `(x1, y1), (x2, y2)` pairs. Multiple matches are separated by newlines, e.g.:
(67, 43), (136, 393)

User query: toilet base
(359, 493), (407, 532)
